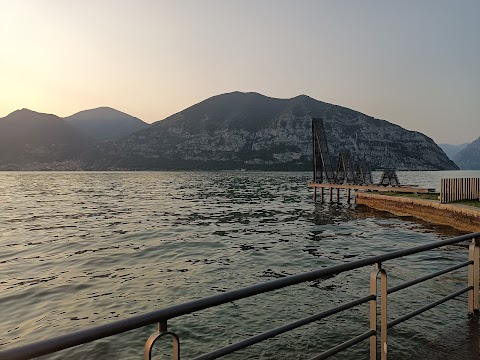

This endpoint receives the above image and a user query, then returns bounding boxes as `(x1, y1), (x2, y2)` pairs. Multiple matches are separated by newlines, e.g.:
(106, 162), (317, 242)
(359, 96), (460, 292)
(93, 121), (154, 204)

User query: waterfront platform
(307, 181), (433, 193)
(356, 192), (480, 232)
(307, 181), (479, 232)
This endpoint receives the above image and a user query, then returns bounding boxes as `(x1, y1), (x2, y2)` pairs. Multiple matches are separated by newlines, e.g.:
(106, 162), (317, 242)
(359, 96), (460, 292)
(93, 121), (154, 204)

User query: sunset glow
(1, 0), (479, 143)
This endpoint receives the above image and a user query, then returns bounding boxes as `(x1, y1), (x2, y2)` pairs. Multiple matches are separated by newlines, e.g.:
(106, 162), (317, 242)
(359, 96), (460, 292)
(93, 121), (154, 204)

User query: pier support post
(329, 188), (333, 202)
(347, 189), (351, 203)
(314, 187), (317, 203)
(336, 188), (340, 202)
(321, 187), (324, 203)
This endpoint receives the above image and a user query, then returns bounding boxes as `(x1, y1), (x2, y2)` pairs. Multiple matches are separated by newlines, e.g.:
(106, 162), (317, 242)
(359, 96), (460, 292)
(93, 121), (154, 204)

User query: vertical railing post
(145, 320), (180, 360)
(475, 239), (479, 314)
(440, 179), (445, 204)
(370, 263), (388, 360)
(379, 264), (388, 360)
(470, 239), (480, 315)
(370, 268), (378, 360)
(467, 239), (479, 315)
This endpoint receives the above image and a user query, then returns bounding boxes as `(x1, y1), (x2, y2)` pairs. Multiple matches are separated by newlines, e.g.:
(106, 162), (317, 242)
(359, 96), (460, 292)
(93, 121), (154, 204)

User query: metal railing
(1, 232), (479, 360)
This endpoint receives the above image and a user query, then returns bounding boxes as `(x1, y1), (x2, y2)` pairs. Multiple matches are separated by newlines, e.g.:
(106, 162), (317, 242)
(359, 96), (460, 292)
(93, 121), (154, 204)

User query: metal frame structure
(335, 150), (355, 184)
(354, 160), (373, 185)
(1, 232), (479, 360)
(312, 117), (335, 183)
(311, 118), (373, 185)
(379, 168), (400, 187)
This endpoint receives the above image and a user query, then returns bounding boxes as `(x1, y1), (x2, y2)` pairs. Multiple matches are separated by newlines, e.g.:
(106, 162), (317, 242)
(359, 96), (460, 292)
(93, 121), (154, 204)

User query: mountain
(453, 137), (480, 169)
(65, 107), (150, 142)
(86, 92), (458, 171)
(0, 109), (91, 169)
(438, 143), (469, 160)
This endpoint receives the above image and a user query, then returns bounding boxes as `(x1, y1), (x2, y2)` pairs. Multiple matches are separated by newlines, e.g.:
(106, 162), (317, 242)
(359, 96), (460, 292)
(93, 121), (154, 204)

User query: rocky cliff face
(454, 137), (480, 169)
(90, 92), (458, 171)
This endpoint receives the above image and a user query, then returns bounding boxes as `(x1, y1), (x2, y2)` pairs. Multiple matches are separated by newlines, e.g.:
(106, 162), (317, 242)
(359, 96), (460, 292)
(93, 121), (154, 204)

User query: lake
(1, 170), (479, 359)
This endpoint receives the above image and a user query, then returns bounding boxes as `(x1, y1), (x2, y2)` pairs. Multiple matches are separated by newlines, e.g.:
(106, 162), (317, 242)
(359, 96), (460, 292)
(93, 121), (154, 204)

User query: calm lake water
(1, 170), (479, 359)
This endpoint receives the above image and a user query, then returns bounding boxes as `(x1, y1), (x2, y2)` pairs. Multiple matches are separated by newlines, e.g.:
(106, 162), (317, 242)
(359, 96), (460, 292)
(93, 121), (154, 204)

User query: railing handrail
(1, 232), (479, 360)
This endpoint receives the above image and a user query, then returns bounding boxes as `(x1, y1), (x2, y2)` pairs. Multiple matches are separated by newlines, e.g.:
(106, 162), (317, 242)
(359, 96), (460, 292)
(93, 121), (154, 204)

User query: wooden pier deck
(307, 181), (479, 232)
(307, 181), (434, 203)
(307, 181), (432, 193)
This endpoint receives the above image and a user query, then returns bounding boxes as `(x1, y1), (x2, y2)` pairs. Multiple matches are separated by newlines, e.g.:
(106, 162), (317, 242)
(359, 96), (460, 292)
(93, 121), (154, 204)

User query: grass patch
(455, 200), (480, 208)
(377, 191), (440, 201)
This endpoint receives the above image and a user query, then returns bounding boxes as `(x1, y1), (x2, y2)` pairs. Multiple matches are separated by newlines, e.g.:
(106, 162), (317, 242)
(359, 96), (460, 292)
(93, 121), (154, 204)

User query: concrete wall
(356, 193), (480, 232)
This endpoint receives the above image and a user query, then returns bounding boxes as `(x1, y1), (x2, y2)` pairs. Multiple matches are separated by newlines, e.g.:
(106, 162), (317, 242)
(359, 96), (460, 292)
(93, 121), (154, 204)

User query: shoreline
(356, 192), (480, 232)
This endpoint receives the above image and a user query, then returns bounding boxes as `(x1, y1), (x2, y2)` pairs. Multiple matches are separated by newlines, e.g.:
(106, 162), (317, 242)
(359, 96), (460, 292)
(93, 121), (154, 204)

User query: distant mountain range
(438, 143), (469, 160)
(0, 109), (91, 169)
(0, 107), (149, 170)
(86, 92), (457, 171)
(0, 92), (463, 171)
(453, 137), (480, 169)
(65, 107), (149, 142)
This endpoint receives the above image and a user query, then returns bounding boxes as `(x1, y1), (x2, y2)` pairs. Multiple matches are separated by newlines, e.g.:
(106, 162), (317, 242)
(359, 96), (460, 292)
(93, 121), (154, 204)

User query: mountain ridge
(0, 108), (91, 169)
(65, 107), (150, 141)
(0, 94), (461, 171)
(439, 143), (469, 160)
(453, 137), (480, 169)
(87, 91), (458, 171)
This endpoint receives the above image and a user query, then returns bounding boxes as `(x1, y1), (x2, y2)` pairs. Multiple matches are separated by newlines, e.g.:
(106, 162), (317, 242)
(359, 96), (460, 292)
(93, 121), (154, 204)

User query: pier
(307, 181), (432, 203)
(308, 181), (479, 232)
(356, 192), (480, 232)
(308, 116), (436, 204)
(309, 117), (479, 232)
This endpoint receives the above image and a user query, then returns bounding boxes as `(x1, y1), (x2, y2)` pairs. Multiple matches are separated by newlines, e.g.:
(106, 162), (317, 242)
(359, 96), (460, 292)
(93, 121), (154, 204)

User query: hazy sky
(1, 0), (479, 144)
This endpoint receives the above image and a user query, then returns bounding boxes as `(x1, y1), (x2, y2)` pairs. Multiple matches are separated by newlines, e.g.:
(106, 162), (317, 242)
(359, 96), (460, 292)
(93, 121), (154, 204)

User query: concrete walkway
(355, 193), (480, 233)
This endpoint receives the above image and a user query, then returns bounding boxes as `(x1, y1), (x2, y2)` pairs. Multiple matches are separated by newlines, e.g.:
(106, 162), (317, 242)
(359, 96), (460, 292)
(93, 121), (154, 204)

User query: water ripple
(0, 171), (476, 359)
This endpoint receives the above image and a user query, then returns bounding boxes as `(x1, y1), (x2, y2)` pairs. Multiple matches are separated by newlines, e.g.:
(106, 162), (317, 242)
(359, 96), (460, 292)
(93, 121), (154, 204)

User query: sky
(1, 0), (479, 145)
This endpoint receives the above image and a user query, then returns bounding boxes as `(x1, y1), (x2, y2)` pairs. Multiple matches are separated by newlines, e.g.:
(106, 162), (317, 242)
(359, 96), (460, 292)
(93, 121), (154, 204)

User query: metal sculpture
(312, 118), (335, 183)
(354, 160), (373, 185)
(312, 118), (373, 185)
(335, 150), (355, 184)
(378, 168), (400, 186)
